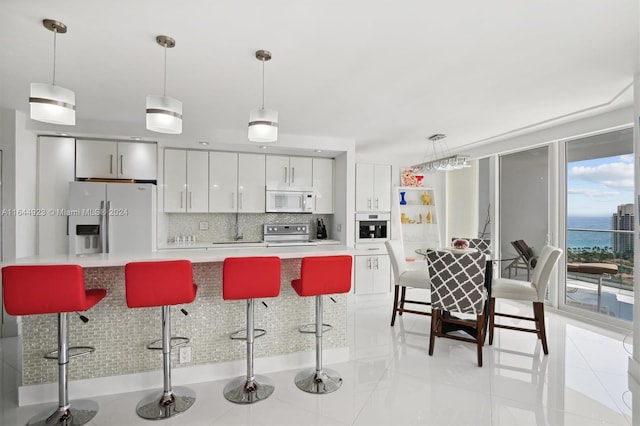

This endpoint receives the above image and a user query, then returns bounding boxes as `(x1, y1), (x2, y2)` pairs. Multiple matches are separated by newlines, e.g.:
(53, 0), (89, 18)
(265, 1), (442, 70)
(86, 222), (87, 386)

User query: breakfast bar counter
(7, 245), (357, 405)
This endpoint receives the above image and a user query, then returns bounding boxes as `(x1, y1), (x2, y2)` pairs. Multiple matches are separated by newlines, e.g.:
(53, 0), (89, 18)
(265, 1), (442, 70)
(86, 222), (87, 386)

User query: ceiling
(1, 0), (638, 160)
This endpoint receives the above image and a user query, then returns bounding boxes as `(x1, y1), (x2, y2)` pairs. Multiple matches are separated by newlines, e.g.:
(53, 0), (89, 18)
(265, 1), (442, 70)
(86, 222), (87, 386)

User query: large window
(565, 128), (633, 323)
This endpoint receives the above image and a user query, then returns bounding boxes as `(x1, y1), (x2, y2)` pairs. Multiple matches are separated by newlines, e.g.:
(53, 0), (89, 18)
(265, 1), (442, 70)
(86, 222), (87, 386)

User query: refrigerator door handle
(99, 200), (106, 253)
(105, 200), (111, 253)
(109, 155), (114, 175)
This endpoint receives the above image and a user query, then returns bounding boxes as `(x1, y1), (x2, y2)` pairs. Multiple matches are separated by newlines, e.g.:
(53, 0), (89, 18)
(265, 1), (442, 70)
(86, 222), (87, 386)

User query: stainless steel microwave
(265, 187), (314, 213)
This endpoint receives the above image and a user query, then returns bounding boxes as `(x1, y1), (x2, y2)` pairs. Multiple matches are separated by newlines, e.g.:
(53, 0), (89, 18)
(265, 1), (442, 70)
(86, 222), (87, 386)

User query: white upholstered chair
(385, 239), (431, 326)
(489, 245), (563, 354)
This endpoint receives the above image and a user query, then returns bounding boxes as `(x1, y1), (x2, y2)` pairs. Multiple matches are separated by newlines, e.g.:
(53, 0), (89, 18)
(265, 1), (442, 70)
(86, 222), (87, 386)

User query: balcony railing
(566, 228), (633, 321)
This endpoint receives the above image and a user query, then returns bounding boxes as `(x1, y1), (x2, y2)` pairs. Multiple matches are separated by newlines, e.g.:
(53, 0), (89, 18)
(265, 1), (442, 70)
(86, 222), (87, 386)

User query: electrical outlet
(199, 221), (209, 231)
(179, 346), (192, 363)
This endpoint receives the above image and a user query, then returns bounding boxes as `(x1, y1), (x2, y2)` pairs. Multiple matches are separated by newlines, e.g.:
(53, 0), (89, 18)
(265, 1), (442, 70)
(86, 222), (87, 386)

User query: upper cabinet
(164, 149), (208, 213)
(313, 158), (334, 214)
(209, 152), (265, 213)
(266, 155), (312, 188)
(355, 163), (391, 212)
(76, 139), (157, 181)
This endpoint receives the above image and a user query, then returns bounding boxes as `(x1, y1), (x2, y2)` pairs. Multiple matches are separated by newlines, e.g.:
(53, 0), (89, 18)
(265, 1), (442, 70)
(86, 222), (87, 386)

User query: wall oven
(355, 212), (390, 243)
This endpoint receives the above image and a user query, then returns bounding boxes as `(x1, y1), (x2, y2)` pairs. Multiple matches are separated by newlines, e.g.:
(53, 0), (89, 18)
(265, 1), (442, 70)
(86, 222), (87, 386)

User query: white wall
(445, 160), (479, 243)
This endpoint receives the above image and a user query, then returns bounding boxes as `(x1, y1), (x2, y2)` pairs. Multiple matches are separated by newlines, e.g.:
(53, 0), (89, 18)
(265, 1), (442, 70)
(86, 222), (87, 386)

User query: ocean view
(567, 216), (612, 250)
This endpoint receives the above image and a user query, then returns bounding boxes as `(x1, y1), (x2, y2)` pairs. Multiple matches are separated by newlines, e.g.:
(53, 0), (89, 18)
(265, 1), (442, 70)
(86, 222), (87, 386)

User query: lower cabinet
(354, 254), (391, 295)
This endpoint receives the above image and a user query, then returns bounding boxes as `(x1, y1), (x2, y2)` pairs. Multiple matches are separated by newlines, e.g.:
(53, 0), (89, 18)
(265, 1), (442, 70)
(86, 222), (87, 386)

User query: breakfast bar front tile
(12, 247), (353, 404)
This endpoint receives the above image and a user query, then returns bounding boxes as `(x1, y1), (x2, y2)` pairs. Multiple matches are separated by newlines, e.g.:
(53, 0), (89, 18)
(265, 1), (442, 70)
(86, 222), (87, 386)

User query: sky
(567, 154), (634, 217)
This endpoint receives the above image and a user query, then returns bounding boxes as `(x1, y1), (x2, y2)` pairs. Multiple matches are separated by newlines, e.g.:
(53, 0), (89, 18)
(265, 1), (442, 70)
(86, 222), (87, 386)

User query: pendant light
(29, 19), (76, 125)
(146, 35), (182, 134)
(248, 50), (278, 143)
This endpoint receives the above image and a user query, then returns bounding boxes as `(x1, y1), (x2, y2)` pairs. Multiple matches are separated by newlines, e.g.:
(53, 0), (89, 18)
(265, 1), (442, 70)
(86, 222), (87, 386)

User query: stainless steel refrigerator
(68, 181), (156, 254)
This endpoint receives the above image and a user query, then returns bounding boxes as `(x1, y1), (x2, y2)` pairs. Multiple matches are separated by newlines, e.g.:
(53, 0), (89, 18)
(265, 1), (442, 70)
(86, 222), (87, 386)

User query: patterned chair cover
(427, 250), (487, 315)
(451, 237), (492, 255)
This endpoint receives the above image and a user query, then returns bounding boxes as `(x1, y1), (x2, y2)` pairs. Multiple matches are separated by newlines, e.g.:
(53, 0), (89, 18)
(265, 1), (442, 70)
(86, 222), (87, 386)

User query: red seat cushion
(292, 255), (352, 297)
(223, 257), (281, 300)
(125, 260), (197, 308)
(2, 265), (106, 315)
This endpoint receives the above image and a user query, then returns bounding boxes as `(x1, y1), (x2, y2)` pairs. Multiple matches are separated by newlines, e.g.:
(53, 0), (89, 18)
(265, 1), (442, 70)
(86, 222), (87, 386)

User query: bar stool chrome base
(294, 368), (343, 394)
(223, 375), (275, 404)
(136, 386), (196, 420)
(27, 399), (98, 426)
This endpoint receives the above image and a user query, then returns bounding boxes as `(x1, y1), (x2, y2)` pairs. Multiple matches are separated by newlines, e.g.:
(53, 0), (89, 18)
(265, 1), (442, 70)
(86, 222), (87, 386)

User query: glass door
(564, 128), (633, 323)
(499, 146), (549, 280)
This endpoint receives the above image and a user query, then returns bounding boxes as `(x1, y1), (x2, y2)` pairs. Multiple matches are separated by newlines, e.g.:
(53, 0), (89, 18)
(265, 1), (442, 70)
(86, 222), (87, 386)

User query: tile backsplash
(167, 213), (333, 243)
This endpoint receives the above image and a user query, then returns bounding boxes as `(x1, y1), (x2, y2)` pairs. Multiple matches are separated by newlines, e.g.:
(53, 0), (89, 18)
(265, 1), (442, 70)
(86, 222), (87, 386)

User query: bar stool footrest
(294, 367), (343, 394)
(136, 386), (196, 420)
(146, 336), (190, 350)
(298, 323), (333, 334)
(44, 346), (95, 360)
(230, 328), (266, 340)
(27, 398), (98, 426)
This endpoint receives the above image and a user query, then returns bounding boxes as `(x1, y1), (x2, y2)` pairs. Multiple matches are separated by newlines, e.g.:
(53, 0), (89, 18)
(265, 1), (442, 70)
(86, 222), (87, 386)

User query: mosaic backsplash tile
(21, 259), (347, 386)
(166, 213), (333, 243)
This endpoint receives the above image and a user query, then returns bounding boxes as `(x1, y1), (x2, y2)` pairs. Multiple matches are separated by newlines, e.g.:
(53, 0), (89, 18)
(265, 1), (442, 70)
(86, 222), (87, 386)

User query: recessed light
(57, 132), (70, 136)
(259, 145), (268, 149)
(199, 141), (210, 146)
(314, 149), (322, 153)
(130, 136), (142, 141)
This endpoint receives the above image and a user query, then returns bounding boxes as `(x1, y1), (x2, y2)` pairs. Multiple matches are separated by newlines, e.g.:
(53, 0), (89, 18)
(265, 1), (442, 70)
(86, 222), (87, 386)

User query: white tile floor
(0, 291), (634, 425)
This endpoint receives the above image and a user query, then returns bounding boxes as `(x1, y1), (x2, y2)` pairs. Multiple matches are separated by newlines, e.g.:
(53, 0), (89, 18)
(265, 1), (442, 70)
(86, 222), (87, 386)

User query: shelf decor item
(399, 191), (407, 205)
(400, 167), (423, 187)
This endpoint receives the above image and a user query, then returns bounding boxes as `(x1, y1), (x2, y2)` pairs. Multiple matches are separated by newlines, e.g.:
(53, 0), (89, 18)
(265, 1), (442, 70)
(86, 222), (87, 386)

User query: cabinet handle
(375, 198), (379, 209)
(367, 257), (372, 269)
(374, 257), (379, 269)
(189, 192), (193, 209)
(109, 155), (114, 174)
(232, 192), (235, 209)
(284, 167), (288, 185)
(239, 192), (243, 210)
(180, 191), (183, 209)
(291, 167), (295, 184)
(368, 198), (372, 209)
(120, 155), (124, 175)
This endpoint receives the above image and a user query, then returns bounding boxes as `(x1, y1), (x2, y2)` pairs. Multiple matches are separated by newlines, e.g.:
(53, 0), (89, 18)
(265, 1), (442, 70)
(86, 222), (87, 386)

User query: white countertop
(6, 244), (357, 268)
(157, 239), (342, 250)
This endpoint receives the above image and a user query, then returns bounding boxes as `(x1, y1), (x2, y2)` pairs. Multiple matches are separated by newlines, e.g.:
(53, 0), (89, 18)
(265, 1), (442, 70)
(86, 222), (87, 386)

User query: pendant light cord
(163, 43), (167, 96)
(52, 28), (57, 86)
(261, 57), (265, 109)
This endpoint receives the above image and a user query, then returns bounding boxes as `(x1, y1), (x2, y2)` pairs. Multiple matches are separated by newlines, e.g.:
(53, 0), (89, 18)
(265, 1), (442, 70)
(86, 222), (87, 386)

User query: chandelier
(411, 134), (470, 174)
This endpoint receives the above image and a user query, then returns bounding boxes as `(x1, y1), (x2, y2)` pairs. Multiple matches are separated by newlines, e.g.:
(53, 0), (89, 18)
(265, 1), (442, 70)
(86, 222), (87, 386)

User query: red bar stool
(2, 265), (106, 426)
(125, 260), (198, 420)
(222, 256), (281, 404)
(291, 255), (352, 394)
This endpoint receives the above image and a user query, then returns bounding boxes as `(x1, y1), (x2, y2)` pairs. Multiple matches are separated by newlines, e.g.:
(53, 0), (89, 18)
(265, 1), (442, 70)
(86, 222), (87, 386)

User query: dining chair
(427, 250), (487, 366)
(385, 239), (431, 326)
(489, 245), (563, 354)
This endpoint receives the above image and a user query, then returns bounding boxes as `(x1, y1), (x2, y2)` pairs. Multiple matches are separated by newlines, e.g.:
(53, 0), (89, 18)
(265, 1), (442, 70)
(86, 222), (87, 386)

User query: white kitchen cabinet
(354, 254), (391, 294)
(209, 152), (265, 213)
(355, 163), (391, 212)
(238, 153), (266, 212)
(313, 157), (334, 214)
(266, 155), (312, 187)
(76, 139), (157, 180)
(164, 149), (208, 213)
(37, 136), (76, 256)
